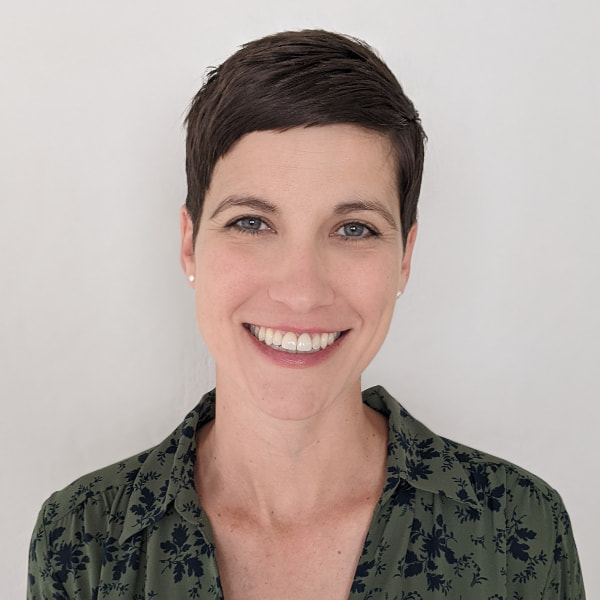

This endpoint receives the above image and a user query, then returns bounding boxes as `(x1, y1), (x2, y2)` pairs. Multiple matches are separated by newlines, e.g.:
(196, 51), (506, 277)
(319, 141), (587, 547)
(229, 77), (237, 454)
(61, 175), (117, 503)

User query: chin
(243, 372), (362, 423)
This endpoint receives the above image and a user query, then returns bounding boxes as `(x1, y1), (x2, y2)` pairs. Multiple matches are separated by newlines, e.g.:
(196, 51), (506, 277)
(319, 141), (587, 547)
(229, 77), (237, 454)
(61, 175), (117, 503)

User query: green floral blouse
(28, 386), (585, 599)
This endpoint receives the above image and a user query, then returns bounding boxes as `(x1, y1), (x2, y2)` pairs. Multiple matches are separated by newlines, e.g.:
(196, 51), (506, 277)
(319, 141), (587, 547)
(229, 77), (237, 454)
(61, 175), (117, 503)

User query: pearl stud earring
(188, 275), (195, 283)
(396, 291), (402, 299)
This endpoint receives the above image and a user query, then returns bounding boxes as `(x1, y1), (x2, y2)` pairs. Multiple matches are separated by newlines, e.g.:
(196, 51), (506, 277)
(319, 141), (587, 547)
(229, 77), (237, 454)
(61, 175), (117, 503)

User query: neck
(195, 381), (388, 525)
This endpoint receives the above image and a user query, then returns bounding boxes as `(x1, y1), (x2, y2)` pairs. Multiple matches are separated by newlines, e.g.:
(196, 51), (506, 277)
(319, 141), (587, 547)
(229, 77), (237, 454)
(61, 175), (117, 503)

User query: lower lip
(245, 327), (345, 368)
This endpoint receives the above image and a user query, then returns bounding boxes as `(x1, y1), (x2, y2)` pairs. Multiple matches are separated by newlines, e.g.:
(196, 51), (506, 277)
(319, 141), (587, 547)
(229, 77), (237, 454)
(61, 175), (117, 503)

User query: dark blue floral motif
(130, 487), (156, 517)
(397, 513), (488, 596)
(455, 502), (481, 524)
(192, 529), (215, 558)
(182, 425), (195, 438)
(50, 531), (91, 588)
(48, 526), (66, 546)
(157, 438), (178, 466)
(404, 549), (424, 577)
(97, 582), (130, 597)
(124, 468), (141, 485)
(553, 535), (565, 563)
(351, 558), (376, 593)
(384, 464), (402, 493)
(407, 459), (434, 481)
(516, 475), (543, 502)
(67, 476), (103, 511)
(160, 523), (204, 594)
(102, 535), (140, 582)
(506, 509), (537, 562)
(426, 572), (448, 593)
(487, 484), (505, 512)
(390, 479), (416, 508)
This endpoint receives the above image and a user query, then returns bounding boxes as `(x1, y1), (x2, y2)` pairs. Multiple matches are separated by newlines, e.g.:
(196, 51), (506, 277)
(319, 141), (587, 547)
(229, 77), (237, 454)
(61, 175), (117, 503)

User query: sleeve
(27, 503), (70, 600)
(541, 494), (586, 600)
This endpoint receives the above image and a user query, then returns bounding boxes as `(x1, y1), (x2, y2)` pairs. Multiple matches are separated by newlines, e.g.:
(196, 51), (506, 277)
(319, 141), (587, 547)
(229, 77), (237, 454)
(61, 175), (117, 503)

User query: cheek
(193, 244), (263, 321)
(337, 251), (400, 309)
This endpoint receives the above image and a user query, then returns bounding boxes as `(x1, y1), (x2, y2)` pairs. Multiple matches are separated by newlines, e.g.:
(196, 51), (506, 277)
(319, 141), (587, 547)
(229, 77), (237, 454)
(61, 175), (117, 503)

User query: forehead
(206, 124), (399, 214)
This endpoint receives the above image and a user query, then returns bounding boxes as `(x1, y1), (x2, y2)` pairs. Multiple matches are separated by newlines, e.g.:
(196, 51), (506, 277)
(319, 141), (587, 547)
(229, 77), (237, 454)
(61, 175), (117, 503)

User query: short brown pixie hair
(185, 29), (426, 247)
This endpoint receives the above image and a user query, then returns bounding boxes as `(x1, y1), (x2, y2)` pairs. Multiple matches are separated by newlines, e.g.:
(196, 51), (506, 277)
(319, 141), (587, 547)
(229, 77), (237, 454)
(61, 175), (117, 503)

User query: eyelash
(226, 216), (272, 235)
(225, 216), (380, 240)
(333, 221), (380, 241)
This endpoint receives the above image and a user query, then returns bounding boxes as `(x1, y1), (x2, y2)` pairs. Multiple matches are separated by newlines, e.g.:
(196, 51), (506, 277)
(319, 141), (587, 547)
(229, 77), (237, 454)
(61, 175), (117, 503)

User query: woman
(27, 30), (585, 599)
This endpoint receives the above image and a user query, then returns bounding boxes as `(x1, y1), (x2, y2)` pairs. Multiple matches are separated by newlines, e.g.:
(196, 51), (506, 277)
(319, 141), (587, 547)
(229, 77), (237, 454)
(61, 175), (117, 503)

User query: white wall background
(1, 1), (598, 597)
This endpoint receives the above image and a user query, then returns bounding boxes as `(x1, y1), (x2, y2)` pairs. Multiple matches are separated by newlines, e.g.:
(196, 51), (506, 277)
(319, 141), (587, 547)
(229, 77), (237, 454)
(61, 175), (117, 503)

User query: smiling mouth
(246, 324), (343, 354)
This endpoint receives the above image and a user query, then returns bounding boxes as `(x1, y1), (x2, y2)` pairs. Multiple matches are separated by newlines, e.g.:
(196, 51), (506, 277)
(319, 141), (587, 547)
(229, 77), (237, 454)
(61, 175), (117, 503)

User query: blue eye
(343, 223), (365, 237)
(335, 222), (377, 239)
(231, 216), (269, 233)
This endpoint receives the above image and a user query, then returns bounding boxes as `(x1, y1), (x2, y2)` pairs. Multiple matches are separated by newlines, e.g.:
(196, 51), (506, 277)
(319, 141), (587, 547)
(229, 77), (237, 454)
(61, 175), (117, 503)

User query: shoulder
(442, 435), (575, 562)
(366, 384), (566, 515)
(447, 437), (584, 594)
(367, 386), (584, 596)
(443, 434), (562, 510)
(37, 447), (154, 529)
(30, 443), (166, 576)
(35, 392), (215, 532)
(28, 447), (160, 598)
(27, 396), (216, 598)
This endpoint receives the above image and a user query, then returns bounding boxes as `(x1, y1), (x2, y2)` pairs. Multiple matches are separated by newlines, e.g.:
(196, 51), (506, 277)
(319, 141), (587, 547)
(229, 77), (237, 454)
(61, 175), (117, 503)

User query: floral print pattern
(28, 387), (585, 598)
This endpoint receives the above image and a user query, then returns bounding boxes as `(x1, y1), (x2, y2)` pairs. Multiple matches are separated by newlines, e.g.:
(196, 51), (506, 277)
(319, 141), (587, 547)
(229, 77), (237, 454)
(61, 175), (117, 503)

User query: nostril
(267, 279), (335, 311)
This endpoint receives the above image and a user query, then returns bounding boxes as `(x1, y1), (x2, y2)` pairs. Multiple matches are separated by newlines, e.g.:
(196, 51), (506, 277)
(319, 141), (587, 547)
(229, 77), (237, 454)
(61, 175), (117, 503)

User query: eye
(334, 222), (378, 239)
(229, 216), (270, 234)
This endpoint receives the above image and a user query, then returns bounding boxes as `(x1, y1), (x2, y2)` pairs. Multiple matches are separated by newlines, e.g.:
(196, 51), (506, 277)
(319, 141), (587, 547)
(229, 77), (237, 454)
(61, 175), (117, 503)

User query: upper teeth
(248, 325), (341, 353)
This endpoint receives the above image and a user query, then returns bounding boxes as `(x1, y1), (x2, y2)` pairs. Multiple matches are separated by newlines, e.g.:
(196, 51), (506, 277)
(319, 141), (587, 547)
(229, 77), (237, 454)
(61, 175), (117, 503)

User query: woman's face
(181, 124), (416, 420)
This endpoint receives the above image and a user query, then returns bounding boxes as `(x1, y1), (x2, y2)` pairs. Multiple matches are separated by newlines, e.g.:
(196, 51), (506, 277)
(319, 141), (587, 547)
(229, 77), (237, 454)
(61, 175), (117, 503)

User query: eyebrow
(334, 200), (398, 230)
(209, 196), (279, 220)
(209, 195), (398, 230)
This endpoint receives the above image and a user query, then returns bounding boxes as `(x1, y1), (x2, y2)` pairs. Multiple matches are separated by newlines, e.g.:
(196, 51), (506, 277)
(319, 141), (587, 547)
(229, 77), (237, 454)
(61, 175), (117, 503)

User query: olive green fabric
(28, 387), (585, 599)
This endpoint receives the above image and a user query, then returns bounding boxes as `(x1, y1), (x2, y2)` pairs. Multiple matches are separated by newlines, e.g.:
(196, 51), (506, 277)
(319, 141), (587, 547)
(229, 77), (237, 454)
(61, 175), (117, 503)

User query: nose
(267, 243), (335, 313)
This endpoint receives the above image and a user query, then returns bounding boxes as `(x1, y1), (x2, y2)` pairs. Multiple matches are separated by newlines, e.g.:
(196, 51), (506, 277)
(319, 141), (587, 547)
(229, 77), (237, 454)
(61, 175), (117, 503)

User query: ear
(398, 222), (418, 292)
(180, 206), (195, 286)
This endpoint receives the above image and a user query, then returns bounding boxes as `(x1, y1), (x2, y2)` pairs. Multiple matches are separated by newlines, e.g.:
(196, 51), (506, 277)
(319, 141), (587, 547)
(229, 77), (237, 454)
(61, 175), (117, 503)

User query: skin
(180, 124), (417, 598)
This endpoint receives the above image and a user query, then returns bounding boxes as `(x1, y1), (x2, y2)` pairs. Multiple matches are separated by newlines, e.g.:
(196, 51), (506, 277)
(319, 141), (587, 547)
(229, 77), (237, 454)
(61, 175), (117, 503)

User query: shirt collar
(120, 386), (481, 543)
(363, 386), (482, 512)
(119, 390), (216, 544)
